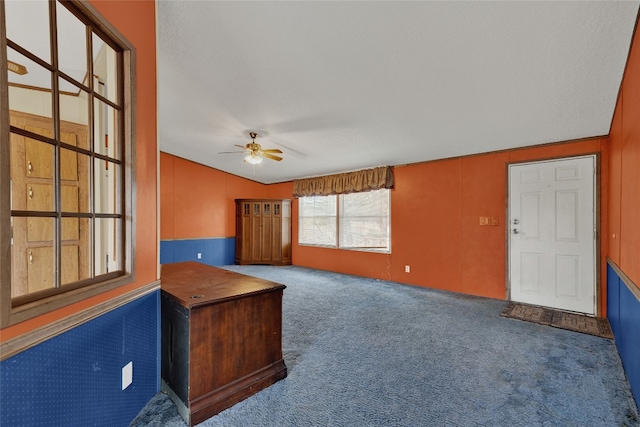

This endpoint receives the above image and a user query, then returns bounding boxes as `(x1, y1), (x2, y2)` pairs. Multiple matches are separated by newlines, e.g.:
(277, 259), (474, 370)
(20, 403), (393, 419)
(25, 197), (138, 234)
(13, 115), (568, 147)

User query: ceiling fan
(219, 132), (283, 164)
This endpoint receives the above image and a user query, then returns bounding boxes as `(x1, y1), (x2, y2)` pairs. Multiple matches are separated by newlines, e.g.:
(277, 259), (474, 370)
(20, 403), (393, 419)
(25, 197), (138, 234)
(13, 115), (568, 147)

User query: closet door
(235, 199), (291, 266)
(250, 201), (262, 262)
(271, 202), (283, 263)
(236, 201), (252, 263)
(260, 202), (273, 262)
(281, 201), (292, 263)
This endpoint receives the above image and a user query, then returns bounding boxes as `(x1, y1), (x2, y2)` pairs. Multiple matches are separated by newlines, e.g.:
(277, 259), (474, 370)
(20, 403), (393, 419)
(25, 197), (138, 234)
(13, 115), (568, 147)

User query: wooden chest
(160, 262), (287, 425)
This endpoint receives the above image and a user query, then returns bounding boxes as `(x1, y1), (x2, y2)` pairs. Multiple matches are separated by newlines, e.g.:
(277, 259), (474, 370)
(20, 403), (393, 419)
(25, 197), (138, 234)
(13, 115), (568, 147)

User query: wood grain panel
(161, 262), (286, 426)
(27, 247), (53, 293)
(61, 245), (79, 285)
(189, 291), (283, 397)
(25, 136), (53, 179)
(10, 112), (89, 298)
(235, 199), (292, 266)
(60, 132), (79, 181)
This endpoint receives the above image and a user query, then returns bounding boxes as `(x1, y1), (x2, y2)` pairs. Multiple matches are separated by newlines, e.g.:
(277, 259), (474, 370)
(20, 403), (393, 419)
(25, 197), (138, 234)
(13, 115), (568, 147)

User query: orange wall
(608, 23), (640, 287)
(294, 139), (609, 309)
(162, 139), (608, 309)
(1, 0), (158, 340)
(154, 31), (638, 317)
(160, 153), (293, 239)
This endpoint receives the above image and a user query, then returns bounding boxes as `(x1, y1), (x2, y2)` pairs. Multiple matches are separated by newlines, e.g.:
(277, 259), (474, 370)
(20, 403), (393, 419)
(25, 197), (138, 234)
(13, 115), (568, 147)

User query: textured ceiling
(157, 1), (639, 184)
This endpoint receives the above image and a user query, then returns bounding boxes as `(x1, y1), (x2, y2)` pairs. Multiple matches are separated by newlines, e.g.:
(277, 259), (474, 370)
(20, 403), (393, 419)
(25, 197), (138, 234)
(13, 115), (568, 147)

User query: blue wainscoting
(160, 237), (235, 266)
(0, 291), (160, 427)
(607, 263), (640, 409)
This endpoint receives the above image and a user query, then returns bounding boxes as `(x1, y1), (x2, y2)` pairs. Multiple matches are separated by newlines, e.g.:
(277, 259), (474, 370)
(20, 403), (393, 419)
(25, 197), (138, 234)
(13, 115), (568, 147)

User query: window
(1, 0), (135, 327)
(298, 189), (390, 253)
(299, 195), (337, 247)
(339, 190), (390, 251)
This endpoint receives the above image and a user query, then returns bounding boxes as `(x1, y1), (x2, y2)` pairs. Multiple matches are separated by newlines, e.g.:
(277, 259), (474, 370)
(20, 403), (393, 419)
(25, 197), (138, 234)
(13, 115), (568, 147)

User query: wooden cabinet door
(236, 199), (291, 266)
(260, 202), (273, 262)
(237, 202), (252, 262)
(10, 112), (89, 298)
(281, 201), (292, 262)
(250, 202), (262, 262)
(271, 202), (282, 263)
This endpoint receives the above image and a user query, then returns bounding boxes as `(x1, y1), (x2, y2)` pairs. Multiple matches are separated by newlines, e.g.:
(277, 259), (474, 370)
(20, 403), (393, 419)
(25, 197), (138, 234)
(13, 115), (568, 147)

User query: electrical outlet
(197, 252), (202, 259)
(122, 362), (133, 390)
(405, 265), (410, 273)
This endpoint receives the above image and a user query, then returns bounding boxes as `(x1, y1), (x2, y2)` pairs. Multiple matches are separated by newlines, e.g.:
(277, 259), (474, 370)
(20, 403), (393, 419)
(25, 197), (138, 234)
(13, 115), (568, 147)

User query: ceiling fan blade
(7, 60), (27, 75)
(261, 148), (283, 154)
(234, 144), (248, 150)
(261, 152), (283, 161)
(218, 151), (244, 154)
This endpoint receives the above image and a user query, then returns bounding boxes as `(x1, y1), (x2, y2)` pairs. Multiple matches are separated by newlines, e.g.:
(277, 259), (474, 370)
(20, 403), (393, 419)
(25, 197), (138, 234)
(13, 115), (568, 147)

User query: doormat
(500, 302), (613, 339)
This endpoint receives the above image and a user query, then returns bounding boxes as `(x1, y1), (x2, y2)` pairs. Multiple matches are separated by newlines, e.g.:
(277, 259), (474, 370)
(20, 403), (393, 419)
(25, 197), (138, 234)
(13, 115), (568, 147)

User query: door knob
(513, 229), (519, 234)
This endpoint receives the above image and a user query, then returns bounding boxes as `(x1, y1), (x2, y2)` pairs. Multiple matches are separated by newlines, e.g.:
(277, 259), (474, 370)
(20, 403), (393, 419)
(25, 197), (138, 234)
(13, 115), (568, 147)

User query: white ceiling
(157, 1), (639, 184)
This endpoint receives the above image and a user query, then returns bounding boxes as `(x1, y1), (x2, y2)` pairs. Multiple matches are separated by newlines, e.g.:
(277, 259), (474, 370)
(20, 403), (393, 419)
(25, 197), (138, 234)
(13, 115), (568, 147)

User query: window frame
(298, 189), (391, 254)
(0, 0), (137, 329)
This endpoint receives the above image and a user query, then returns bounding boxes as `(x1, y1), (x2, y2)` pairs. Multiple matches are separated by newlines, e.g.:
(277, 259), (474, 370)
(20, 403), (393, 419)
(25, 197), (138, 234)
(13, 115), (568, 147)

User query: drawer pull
(28, 161), (33, 174)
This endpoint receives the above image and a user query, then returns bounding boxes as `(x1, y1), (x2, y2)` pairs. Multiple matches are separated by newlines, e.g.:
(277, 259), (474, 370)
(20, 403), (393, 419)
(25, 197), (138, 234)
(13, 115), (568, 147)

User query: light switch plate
(122, 361), (133, 390)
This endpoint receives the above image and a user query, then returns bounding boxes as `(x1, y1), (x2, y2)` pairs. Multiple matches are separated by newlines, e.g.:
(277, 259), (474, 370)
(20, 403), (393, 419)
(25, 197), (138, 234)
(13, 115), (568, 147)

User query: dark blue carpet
(131, 265), (639, 427)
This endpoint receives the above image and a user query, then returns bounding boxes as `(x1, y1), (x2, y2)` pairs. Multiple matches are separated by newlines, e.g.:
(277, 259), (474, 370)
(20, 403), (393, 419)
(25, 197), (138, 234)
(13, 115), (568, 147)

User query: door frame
(505, 153), (601, 316)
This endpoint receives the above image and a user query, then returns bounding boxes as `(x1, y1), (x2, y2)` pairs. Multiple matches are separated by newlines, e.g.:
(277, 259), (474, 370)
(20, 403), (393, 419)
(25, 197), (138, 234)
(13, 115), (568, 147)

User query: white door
(508, 155), (596, 315)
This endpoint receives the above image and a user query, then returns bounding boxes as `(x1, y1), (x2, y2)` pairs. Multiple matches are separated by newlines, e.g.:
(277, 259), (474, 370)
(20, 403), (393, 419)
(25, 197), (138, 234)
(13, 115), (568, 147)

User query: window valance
(293, 166), (394, 197)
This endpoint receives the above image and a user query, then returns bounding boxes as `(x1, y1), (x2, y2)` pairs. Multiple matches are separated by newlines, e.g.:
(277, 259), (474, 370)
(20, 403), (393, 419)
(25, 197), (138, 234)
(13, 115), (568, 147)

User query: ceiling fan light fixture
(219, 131), (281, 164)
(244, 153), (263, 164)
